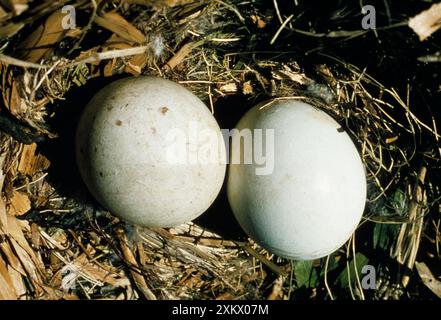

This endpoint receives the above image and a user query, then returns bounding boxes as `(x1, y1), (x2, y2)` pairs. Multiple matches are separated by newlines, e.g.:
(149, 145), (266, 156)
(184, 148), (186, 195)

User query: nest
(0, 0), (440, 300)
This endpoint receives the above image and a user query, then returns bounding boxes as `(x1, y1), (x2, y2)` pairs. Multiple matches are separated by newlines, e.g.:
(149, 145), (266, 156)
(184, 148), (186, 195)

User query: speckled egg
(227, 100), (366, 260)
(76, 76), (226, 227)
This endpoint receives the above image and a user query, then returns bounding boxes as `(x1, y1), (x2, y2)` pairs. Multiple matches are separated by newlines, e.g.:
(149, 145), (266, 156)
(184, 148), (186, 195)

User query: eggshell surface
(227, 100), (366, 260)
(76, 76), (226, 227)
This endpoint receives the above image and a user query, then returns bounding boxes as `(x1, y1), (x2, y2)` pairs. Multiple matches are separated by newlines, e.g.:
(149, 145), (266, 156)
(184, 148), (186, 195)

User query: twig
(352, 233), (365, 300)
(69, 46), (149, 67)
(273, 0), (283, 25)
(270, 15), (294, 45)
(235, 241), (288, 277)
(0, 54), (49, 69)
(215, 0), (244, 22)
(324, 255), (334, 300)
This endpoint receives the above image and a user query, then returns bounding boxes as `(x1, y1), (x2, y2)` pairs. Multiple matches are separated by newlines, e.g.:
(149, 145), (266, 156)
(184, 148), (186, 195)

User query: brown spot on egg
(151, 127), (156, 134)
(160, 106), (169, 115)
(115, 120), (123, 126)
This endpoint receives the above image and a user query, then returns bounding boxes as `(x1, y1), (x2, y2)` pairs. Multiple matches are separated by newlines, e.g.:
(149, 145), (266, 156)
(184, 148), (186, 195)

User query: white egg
(76, 76), (226, 227)
(227, 100), (366, 260)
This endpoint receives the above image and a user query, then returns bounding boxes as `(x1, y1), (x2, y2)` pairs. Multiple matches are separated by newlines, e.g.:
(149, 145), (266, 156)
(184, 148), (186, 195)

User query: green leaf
(335, 253), (369, 289)
(373, 223), (400, 251)
(294, 260), (318, 288)
(390, 189), (407, 215)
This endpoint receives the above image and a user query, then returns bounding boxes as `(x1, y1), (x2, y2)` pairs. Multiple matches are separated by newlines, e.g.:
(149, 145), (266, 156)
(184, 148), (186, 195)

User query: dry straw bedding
(0, 0), (439, 300)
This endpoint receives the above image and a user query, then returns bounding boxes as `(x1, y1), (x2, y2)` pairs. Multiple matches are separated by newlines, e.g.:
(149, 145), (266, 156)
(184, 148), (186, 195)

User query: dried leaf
(251, 14), (266, 29)
(74, 254), (128, 288)
(0, 254), (17, 299)
(18, 143), (50, 175)
(415, 261), (441, 298)
(0, 196), (8, 234)
(0, 242), (27, 275)
(0, 152), (8, 232)
(7, 265), (26, 299)
(409, 3), (441, 41)
(8, 190), (31, 216)
(95, 12), (146, 44)
(17, 10), (68, 62)
(8, 237), (41, 285)
(6, 215), (46, 276)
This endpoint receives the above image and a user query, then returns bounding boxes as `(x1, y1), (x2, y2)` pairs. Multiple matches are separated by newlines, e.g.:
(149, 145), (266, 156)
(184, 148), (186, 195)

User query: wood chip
(409, 3), (441, 41)
(0, 242), (27, 275)
(8, 265), (27, 299)
(215, 292), (234, 300)
(8, 237), (42, 287)
(0, 153), (8, 233)
(30, 223), (40, 249)
(8, 190), (31, 216)
(0, 255), (17, 299)
(0, 198), (8, 234)
(18, 143), (50, 175)
(267, 276), (284, 300)
(6, 215), (46, 277)
(77, 255), (129, 288)
(164, 42), (200, 71)
(102, 34), (148, 76)
(1, 68), (26, 116)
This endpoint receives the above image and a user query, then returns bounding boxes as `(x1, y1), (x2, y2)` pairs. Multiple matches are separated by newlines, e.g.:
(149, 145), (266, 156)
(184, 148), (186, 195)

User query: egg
(76, 76), (226, 227)
(227, 100), (366, 260)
